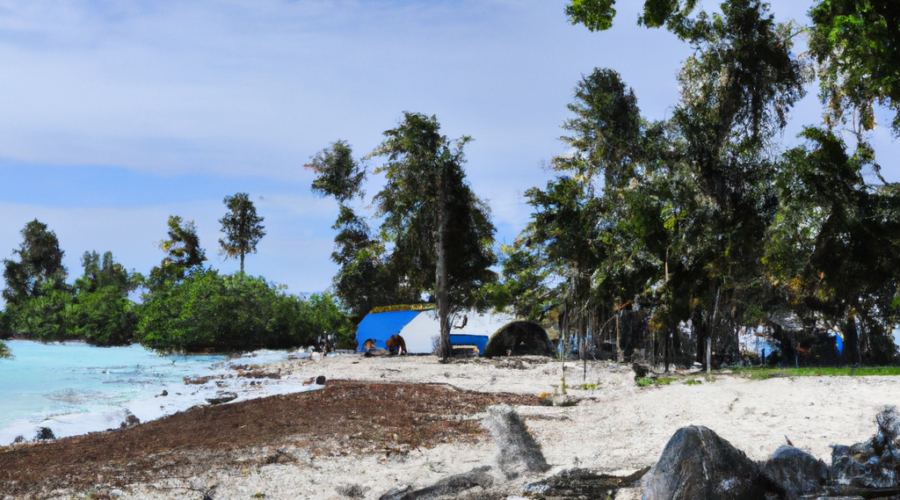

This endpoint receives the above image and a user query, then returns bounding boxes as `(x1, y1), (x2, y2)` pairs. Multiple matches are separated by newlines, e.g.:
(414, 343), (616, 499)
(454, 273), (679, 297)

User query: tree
(149, 216), (207, 286)
(72, 251), (140, 346)
(218, 193), (266, 273)
(368, 112), (497, 360)
(0, 340), (10, 359)
(309, 116), (497, 359)
(2, 219), (67, 305)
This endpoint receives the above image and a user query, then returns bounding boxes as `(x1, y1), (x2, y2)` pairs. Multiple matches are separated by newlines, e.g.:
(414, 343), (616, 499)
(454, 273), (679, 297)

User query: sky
(1, 0), (899, 300)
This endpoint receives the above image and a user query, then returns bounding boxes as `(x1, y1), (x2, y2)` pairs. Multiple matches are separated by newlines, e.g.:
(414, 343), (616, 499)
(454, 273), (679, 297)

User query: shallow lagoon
(0, 340), (314, 445)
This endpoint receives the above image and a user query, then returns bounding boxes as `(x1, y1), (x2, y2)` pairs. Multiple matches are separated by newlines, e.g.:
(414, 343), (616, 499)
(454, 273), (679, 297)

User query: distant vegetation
(0, 193), (353, 353)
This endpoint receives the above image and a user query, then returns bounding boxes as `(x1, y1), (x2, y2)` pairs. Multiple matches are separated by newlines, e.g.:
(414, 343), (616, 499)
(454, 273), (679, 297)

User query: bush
(136, 269), (351, 352)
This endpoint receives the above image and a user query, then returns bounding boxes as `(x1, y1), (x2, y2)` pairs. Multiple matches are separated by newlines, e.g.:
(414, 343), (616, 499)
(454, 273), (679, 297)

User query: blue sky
(2, 0), (899, 299)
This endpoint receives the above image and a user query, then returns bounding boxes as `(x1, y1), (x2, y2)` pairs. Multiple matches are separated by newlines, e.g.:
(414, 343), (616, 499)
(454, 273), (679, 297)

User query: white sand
(53, 355), (900, 500)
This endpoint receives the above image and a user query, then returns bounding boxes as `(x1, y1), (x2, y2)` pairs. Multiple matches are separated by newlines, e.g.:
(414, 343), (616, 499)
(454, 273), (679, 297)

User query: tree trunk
(841, 315), (861, 365)
(240, 252), (245, 274)
(436, 171), (452, 361)
(664, 329), (670, 373)
(707, 287), (720, 374)
(615, 307), (623, 363)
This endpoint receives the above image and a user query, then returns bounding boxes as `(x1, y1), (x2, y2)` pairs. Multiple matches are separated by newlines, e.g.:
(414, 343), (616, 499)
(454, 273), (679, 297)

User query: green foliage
(149, 216), (207, 287)
(2, 219), (67, 306)
(369, 303), (436, 314)
(3, 281), (75, 341)
(218, 193), (266, 273)
(636, 377), (653, 387)
(486, 244), (552, 321)
(306, 140), (366, 203)
(137, 269), (350, 352)
(0, 340), (12, 359)
(685, 378), (702, 385)
(809, 0), (900, 134)
(34, 427), (55, 441)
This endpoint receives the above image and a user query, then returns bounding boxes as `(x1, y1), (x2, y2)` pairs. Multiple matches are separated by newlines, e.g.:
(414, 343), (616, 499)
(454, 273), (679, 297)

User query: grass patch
(685, 378), (702, 386)
(579, 382), (601, 390)
(732, 366), (900, 380)
(637, 377), (679, 387)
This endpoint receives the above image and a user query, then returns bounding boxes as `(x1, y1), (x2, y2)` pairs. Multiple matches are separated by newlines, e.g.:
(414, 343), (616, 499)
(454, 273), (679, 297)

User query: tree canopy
(218, 193), (266, 273)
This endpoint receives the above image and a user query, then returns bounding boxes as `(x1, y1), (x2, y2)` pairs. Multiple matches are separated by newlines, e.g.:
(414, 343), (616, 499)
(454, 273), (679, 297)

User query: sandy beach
(3, 354), (899, 499)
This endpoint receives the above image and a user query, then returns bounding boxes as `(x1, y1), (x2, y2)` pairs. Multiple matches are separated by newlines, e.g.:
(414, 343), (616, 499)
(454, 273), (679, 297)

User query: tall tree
(149, 216), (207, 286)
(218, 193), (266, 273)
(309, 116), (497, 358)
(368, 112), (496, 360)
(2, 219), (67, 305)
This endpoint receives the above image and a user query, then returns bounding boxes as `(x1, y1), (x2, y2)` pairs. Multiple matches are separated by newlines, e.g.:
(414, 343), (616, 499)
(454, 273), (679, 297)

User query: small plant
(34, 427), (55, 441)
(685, 378), (702, 386)
(538, 392), (554, 406)
(655, 377), (677, 386)
(636, 377), (653, 387)
(252, 493), (266, 499)
(580, 382), (600, 390)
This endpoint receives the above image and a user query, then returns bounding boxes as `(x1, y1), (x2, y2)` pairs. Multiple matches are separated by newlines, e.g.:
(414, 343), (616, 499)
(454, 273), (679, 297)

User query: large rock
(762, 445), (827, 498)
(643, 426), (779, 500)
(482, 405), (550, 479)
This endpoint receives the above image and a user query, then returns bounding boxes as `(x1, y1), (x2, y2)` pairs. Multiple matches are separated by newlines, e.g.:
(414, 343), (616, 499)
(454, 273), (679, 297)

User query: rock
(762, 445), (828, 498)
(160, 390), (168, 397)
(378, 466), (493, 500)
(206, 392), (238, 405)
(830, 406), (900, 489)
(335, 483), (369, 498)
(316, 375), (326, 385)
(632, 362), (651, 379)
(643, 426), (779, 500)
(109, 489), (125, 498)
(482, 405), (550, 480)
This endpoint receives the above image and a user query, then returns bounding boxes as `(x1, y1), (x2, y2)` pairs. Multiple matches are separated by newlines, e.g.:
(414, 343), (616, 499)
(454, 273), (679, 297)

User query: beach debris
(482, 404), (550, 480)
(120, 411), (141, 429)
(335, 483), (370, 498)
(378, 466), (493, 500)
(643, 426), (780, 500)
(206, 392), (238, 405)
(521, 467), (650, 498)
(12, 435), (25, 444)
(762, 445), (828, 497)
(34, 427), (56, 441)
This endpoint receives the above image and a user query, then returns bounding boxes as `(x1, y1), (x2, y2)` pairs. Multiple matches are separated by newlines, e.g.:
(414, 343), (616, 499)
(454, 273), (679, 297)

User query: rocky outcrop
(762, 445), (827, 498)
(482, 404), (550, 479)
(642, 426), (779, 500)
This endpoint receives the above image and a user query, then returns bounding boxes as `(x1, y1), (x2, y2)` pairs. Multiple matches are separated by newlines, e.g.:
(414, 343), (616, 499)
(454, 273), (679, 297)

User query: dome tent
(482, 321), (555, 358)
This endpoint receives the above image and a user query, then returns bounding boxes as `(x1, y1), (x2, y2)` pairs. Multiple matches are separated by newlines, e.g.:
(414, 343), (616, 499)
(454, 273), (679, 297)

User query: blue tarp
(449, 334), (489, 355)
(356, 310), (420, 351)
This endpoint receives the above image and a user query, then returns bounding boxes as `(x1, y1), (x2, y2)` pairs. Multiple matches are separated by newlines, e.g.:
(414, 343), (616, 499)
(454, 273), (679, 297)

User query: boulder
(643, 426), (779, 500)
(762, 445), (827, 498)
(482, 405), (550, 479)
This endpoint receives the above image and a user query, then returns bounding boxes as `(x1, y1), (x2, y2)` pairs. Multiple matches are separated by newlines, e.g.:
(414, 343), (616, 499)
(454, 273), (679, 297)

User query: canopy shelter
(356, 308), (515, 354)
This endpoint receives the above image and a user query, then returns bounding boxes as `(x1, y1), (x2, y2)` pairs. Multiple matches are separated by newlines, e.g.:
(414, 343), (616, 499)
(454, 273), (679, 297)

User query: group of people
(362, 334), (407, 355)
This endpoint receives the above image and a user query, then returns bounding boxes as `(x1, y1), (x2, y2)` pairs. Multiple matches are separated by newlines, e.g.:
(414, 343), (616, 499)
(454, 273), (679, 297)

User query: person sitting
(363, 339), (377, 353)
(385, 334), (407, 355)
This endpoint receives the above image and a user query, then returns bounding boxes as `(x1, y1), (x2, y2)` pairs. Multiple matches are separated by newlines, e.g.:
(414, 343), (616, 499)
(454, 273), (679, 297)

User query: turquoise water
(0, 341), (224, 430)
(0, 341), (313, 445)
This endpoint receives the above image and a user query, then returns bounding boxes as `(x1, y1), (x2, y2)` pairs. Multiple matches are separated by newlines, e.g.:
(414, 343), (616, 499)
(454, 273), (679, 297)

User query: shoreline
(3, 354), (900, 499)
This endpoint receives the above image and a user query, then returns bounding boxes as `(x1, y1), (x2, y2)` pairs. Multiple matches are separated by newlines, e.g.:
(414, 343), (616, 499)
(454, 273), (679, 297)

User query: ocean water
(0, 340), (317, 445)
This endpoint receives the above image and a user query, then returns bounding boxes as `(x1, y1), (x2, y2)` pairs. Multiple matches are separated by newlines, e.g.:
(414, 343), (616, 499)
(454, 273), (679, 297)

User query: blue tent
(356, 309), (511, 354)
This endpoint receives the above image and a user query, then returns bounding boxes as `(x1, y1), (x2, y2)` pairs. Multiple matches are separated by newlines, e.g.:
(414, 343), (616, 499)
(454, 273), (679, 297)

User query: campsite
(5, 0), (900, 499)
